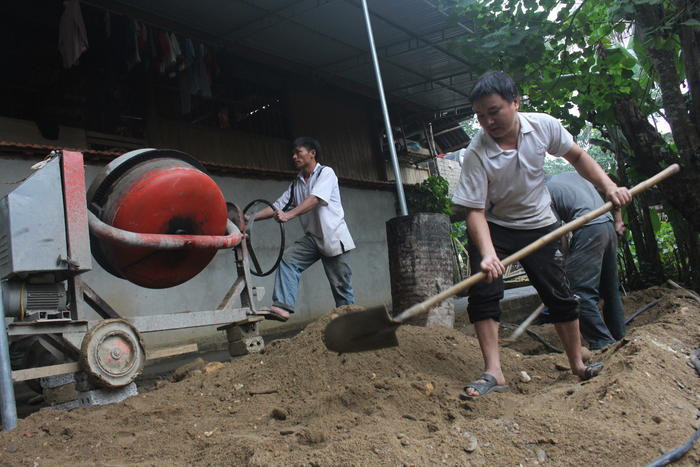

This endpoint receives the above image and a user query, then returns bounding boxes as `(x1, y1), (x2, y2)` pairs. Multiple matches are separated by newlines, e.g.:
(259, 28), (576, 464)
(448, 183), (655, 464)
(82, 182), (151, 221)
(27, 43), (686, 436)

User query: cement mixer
(0, 149), (284, 430)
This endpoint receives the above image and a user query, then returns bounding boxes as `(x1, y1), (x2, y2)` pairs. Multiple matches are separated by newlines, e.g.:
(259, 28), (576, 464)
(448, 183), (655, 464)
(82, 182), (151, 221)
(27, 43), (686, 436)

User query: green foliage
(651, 211), (683, 280)
(543, 156), (572, 175)
(451, 219), (468, 242)
(405, 176), (452, 215)
(459, 115), (481, 138)
(577, 125), (617, 173)
(442, 0), (660, 134)
(450, 220), (471, 281)
(542, 124), (617, 174)
(442, 0), (696, 285)
(441, 0), (698, 288)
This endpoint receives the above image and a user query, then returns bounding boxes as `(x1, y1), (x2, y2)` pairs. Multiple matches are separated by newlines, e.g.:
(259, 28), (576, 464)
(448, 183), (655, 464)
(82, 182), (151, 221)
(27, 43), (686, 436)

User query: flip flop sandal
(256, 308), (290, 322)
(459, 373), (509, 400)
(580, 361), (604, 381)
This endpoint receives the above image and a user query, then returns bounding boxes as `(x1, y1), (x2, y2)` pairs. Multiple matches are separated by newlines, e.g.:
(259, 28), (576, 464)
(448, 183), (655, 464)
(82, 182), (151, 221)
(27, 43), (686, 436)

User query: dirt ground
(1, 285), (699, 466)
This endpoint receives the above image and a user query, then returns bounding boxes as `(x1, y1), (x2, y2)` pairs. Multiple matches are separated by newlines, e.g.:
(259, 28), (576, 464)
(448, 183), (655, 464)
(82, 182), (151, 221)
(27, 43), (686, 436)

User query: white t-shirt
(452, 112), (574, 229)
(273, 163), (355, 257)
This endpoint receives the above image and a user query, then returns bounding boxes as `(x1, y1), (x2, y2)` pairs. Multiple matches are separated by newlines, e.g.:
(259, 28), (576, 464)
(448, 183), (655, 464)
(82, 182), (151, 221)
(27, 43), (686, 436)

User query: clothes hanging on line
(58, 0), (89, 68)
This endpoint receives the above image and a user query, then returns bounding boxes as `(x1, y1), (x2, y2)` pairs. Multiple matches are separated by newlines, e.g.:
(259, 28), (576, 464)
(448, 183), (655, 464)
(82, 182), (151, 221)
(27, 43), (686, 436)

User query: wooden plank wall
(146, 85), (385, 181)
(146, 119), (292, 172)
(286, 85), (384, 181)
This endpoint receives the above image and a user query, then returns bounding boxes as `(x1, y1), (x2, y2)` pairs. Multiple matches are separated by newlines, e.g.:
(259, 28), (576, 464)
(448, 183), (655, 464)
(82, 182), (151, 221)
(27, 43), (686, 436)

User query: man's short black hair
(470, 71), (519, 104)
(293, 136), (321, 160)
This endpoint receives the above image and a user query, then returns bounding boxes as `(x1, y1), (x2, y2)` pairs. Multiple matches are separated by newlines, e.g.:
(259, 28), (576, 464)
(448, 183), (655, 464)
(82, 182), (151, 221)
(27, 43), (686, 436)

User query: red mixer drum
(87, 149), (228, 288)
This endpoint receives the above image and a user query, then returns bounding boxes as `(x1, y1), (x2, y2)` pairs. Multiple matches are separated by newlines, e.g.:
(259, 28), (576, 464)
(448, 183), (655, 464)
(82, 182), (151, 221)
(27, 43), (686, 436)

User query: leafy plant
(405, 175), (452, 215)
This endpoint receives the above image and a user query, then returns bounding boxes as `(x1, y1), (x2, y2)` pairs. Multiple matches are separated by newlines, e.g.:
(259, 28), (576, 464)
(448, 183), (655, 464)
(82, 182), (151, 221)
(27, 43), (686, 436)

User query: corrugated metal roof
(107, 0), (477, 117)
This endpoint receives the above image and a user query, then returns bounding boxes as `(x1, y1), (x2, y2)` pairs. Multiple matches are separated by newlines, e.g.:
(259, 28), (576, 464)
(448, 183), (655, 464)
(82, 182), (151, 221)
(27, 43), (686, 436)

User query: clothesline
(59, 0), (219, 114)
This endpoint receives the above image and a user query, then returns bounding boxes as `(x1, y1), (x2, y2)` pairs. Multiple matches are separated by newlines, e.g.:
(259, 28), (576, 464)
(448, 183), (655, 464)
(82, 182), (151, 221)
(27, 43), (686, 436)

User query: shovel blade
(323, 306), (400, 353)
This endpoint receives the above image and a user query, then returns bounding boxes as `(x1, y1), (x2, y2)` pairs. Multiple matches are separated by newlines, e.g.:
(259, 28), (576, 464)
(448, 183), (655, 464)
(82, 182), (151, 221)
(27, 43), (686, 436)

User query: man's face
(292, 145), (316, 170)
(473, 93), (520, 141)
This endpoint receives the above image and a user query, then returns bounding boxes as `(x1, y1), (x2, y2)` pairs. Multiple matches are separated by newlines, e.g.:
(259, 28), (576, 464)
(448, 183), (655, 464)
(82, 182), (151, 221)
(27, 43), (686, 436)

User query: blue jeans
(566, 222), (626, 350)
(272, 234), (354, 313)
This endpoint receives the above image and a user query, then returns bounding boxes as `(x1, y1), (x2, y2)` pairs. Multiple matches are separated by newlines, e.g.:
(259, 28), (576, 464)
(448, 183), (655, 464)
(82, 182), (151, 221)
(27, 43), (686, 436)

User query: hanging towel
(125, 19), (140, 70)
(169, 32), (182, 60)
(183, 38), (195, 69)
(104, 10), (111, 38)
(58, 0), (89, 68)
(197, 44), (212, 98)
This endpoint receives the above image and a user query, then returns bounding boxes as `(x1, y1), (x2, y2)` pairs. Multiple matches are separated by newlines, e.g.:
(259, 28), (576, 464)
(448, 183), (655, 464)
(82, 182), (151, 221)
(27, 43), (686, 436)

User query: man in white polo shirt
(453, 71), (632, 399)
(252, 137), (355, 321)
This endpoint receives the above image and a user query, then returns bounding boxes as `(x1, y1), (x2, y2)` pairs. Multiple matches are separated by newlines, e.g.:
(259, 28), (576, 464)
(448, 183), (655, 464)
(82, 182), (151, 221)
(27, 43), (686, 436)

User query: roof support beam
(389, 70), (474, 94)
(0, 285), (17, 431)
(86, 0), (470, 112)
(361, 0), (407, 216)
(343, 0), (474, 69)
(231, 0), (345, 46)
(224, 0), (335, 41)
(229, 0), (472, 103)
(317, 27), (472, 74)
(82, 0), (430, 112)
(229, 0), (473, 105)
(421, 0), (474, 33)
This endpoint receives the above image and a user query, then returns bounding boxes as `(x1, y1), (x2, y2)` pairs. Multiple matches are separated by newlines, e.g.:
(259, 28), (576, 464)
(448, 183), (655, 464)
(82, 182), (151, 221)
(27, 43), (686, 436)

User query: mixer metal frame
(1, 150), (278, 428)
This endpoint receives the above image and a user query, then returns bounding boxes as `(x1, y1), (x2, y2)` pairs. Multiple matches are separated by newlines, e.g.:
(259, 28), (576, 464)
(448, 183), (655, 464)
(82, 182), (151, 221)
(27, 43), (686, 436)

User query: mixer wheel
(243, 199), (286, 277)
(80, 319), (145, 388)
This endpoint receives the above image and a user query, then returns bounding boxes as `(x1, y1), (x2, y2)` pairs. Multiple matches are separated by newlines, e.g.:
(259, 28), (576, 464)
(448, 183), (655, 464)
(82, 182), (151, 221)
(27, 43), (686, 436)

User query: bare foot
(269, 306), (290, 320)
(581, 346), (591, 363)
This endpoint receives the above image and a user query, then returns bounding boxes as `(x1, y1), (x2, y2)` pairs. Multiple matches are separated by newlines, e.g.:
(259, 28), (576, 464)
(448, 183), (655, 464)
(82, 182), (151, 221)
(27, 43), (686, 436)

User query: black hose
(644, 425), (700, 467)
(625, 299), (661, 326)
(504, 297), (662, 353)
(242, 199), (286, 277)
(644, 348), (700, 465)
(501, 323), (563, 353)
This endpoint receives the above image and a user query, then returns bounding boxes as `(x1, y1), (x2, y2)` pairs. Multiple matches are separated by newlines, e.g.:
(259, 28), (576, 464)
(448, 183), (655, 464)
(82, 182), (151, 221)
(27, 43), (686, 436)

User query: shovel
(508, 303), (546, 340)
(323, 164), (680, 353)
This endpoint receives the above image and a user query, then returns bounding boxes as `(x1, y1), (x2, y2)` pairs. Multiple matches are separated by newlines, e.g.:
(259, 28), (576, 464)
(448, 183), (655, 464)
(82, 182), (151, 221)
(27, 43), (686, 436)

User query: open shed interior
(0, 0), (472, 181)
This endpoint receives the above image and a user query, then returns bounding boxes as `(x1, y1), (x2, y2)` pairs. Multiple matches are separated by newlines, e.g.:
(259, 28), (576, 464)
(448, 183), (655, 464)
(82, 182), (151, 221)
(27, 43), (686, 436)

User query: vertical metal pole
(0, 282), (18, 431)
(361, 0), (408, 216)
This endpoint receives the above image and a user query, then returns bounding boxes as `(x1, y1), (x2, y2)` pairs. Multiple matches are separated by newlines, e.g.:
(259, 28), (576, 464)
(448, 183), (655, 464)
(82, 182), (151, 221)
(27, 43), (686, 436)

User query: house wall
(146, 84), (385, 182)
(286, 85), (384, 180)
(435, 157), (462, 197)
(0, 156), (397, 351)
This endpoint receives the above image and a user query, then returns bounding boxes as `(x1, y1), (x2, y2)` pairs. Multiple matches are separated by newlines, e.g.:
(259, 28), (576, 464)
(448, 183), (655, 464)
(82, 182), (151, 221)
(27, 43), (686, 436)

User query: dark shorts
(466, 222), (578, 324)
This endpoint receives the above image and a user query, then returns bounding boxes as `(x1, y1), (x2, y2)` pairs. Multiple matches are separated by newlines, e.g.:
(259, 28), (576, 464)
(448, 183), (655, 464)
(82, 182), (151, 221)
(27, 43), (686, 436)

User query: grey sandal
(580, 361), (604, 381)
(459, 373), (509, 400)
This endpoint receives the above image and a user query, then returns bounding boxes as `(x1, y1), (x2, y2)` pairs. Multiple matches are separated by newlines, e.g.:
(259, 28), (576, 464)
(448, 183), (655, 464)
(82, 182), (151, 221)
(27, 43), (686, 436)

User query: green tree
(441, 0), (699, 289)
(545, 124), (616, 174)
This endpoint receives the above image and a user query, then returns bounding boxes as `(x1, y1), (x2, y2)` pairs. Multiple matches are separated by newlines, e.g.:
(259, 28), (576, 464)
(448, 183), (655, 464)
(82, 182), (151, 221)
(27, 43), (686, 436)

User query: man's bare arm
(274, 195), (320, 223)
(613, 208), (626, 236)
(251, 206), (276, 221)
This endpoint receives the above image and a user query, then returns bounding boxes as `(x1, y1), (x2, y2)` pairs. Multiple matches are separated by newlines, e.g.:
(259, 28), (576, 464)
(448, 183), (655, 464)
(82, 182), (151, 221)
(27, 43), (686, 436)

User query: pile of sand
(1, 287), (698, 466)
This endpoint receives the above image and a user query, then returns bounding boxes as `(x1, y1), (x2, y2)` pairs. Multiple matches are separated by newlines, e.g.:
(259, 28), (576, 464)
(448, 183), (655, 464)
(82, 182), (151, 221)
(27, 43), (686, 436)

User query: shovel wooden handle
(393, 163), (680, 324)
(509, 303), (546, 340)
